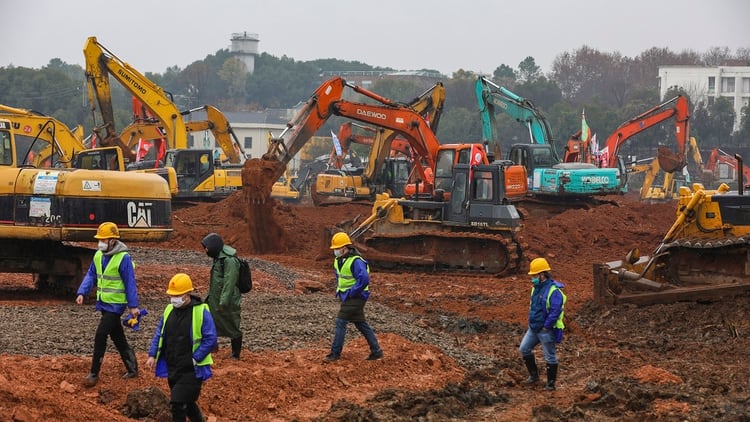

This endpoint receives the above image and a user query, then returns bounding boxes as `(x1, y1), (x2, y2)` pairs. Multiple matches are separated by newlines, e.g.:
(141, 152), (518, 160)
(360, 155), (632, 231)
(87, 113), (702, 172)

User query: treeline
(1, 45), (749, 161)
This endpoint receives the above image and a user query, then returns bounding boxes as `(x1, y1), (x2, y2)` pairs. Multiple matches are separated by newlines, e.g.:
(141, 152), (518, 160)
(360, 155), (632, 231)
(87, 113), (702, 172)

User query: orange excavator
(246, 77), (528, 275)
(596, 96), (690, 174)
(705, 147), (750, 189)
(562, 96), (691, 198)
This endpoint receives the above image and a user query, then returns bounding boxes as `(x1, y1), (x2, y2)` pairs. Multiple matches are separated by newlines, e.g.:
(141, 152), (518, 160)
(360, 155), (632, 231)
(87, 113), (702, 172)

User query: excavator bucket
(657, 146), (686, 173)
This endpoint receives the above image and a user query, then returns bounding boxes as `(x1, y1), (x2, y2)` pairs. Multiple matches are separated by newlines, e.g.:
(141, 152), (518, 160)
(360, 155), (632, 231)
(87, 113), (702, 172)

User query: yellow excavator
(0, 103), (180, 196)
(83, 36), (244, 201)
(629, 137), (708, 202)
(0, 117), (172, 293)
(594, 151), (750, 305)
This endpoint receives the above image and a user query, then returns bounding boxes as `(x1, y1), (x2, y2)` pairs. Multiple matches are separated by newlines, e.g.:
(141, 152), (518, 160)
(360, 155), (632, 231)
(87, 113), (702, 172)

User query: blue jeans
(330, 317), (381, 356)
(519, 327), (558, 364)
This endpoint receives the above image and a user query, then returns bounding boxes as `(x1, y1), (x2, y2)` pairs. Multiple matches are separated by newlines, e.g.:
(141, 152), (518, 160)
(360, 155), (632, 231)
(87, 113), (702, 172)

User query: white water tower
(230, 32), (259, 74)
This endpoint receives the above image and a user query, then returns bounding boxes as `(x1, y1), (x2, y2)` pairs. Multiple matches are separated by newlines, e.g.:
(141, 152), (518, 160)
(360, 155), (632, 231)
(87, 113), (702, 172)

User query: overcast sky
(2, 0), (748, 76)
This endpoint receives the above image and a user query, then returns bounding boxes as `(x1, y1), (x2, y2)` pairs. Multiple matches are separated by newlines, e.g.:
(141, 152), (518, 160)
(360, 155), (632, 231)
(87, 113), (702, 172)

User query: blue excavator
(476, 76), (625, 202)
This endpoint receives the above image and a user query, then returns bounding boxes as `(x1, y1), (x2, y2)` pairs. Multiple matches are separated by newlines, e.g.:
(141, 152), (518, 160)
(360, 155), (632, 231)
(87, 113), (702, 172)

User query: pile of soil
(1, 192), (749, 421)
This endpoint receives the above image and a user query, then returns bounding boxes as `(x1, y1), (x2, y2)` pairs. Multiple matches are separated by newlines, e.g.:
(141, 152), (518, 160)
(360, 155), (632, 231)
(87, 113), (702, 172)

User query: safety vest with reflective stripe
(154, 303), (213, 367)
(334, 255), (370, 293)
(530, 284), (567, 330)
(93, 251), (127, 304)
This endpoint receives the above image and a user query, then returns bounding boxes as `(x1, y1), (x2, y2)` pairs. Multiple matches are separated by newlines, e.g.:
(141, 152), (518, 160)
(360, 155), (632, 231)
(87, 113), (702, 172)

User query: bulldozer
(593, 154), (750, 305)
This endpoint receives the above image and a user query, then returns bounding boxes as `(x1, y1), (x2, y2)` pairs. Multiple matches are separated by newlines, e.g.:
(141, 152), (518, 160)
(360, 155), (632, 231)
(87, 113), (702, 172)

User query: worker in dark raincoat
(201, 233), (243, 359)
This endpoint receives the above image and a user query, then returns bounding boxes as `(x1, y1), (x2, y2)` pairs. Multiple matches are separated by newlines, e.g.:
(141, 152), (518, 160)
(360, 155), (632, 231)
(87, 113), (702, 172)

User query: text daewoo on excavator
(247, 77), (527, 275)
(312, 83), (446, 206)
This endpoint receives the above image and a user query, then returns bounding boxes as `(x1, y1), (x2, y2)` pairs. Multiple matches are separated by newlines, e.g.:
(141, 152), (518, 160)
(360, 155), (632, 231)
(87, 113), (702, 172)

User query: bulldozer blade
(657, 146), (686, 173)
(606, 282), (750, 306)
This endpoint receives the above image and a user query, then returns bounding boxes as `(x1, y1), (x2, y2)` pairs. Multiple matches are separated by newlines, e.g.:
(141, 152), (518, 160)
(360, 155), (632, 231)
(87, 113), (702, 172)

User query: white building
(658, 65), (750, 132)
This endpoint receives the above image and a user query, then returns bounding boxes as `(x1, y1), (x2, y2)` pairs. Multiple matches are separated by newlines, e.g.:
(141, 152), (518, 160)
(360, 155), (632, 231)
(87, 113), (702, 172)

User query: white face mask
(334, 248), (345, 258)
(97, 241), (109, 252)
(170, 296), (186, 308)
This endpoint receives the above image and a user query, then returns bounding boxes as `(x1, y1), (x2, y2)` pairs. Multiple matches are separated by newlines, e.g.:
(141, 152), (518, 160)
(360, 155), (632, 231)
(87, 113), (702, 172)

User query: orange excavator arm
(601, 96), (690, 172)
(261, 77), (442, 187)
(329, 100), (438, 183)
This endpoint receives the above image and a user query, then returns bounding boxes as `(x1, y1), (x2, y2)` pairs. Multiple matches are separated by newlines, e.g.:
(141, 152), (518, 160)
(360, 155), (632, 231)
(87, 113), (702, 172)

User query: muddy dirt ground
(1, 192), (749, 421)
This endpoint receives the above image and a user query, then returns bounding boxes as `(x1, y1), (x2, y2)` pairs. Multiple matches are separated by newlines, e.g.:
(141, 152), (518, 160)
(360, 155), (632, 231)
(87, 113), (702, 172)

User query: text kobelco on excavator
(356, 109), (387, 120)
(581, 176), (610, 184)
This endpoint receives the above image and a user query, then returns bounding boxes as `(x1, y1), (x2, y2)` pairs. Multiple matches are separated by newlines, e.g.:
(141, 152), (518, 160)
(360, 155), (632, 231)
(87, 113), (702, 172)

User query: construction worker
(325, 232), (383, 362)
(520, 257), (566, 391)
(75, 222), (140, 387)
(201, 233), (244, 359)
(146, 273), (217, 422)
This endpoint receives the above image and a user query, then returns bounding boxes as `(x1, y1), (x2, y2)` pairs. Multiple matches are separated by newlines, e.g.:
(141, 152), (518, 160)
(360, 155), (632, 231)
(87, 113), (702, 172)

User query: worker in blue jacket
(325, 232), (383, 362)
(520, 257), (566, 391)
(147, 273), (217, 422)
(76, 222), (140, 388)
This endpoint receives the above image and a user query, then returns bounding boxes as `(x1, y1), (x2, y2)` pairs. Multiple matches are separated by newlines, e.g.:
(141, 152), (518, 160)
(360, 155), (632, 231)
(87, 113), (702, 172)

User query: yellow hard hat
(528, 257), (551, 275)
(330, 232), (352, 249)
(166, 273), (194, 295)
(94, 222), (120, 239)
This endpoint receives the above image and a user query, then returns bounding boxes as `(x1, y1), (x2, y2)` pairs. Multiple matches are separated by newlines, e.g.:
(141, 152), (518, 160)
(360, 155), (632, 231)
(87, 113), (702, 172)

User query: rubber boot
(545, 363), (558, 391)
(522, 355), (539, 384)
(85, 351), (104, 387)
(230, 336), (243, 360)
(121, 348), (139, 379)
(185, 402), (206, 422)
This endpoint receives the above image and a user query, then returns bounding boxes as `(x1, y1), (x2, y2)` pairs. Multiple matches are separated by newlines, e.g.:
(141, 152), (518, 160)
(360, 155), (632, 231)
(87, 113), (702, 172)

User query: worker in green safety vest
(76, 221), (141, 388)
(519, 257), (567, 391)
(147, 273), (217, 422)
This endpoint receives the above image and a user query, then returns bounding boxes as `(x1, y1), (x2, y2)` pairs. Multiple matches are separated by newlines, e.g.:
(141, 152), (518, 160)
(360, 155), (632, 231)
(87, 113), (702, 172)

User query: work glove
(122, 309), (149, 331)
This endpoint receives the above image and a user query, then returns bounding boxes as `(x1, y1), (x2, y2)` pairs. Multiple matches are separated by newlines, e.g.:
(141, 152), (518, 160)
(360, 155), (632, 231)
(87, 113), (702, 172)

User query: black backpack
(236, 257), (253, 293)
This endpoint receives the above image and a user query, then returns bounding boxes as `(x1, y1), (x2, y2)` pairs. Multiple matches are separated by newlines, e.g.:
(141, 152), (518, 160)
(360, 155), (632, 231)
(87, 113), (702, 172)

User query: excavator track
(655, 235), (750, 286)
(353, 230), (522, 277)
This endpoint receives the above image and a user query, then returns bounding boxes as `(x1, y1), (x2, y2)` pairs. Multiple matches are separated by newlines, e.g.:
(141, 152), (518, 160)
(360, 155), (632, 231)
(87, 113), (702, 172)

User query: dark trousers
(90, 311), (131, 374)
(168, 371), (204, 421)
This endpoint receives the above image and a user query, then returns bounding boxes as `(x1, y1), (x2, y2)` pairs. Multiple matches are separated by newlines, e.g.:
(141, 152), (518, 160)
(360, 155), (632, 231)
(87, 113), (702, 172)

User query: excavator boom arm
(476, 76), (558, 161)
(0, 106), (87, 167)
(84, 36), (188, 151)
(602, 96), (690, 170)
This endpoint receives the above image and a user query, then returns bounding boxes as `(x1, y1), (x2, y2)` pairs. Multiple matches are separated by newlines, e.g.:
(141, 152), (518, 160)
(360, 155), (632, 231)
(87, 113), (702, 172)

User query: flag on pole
(590, 133), (599, 166)
(599, 146), (609, 168)
(590, 133), (598, 155)
(581, 109), (591, 143)
(331, 130), (343, 157)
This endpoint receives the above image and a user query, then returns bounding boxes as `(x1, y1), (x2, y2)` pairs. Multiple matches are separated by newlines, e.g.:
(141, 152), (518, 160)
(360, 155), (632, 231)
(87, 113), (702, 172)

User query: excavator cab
(74, 147), (124, 171)
(0, 127), (12, 165)
(444, 163), (522, 227)
(165, 149), (240, 201)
